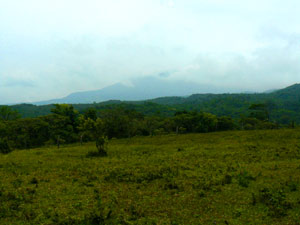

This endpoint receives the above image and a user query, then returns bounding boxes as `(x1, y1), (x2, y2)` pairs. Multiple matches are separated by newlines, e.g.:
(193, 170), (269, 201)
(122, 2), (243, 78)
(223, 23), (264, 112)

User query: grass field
(1, 129), (300, 224)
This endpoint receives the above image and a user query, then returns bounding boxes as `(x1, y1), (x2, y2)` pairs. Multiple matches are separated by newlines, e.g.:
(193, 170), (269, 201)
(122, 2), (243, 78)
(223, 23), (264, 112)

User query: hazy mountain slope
(149, 84), (300, 106)
(270, 83), (300, 100)
(34, 76), (242, 105)
(10, 83), (300, 124)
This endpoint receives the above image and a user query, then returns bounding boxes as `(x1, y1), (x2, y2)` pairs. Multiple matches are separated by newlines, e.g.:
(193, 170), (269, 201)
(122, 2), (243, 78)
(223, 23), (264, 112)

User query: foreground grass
(1, 129), (300, 224)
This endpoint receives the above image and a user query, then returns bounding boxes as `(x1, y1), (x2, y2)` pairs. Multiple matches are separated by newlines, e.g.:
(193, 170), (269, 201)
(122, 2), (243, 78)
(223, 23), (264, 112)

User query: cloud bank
(1, 0), (300, 103)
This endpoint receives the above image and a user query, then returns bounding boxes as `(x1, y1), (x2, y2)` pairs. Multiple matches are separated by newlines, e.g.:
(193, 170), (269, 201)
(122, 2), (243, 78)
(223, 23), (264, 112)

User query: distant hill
(270, 83), (300, 100)
(8, 83), (300, 124)
(34, 76), (243, 105)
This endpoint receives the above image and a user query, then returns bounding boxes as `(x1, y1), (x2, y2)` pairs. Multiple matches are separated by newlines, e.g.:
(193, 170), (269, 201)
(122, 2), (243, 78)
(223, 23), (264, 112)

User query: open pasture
(1, 129), (300, 224)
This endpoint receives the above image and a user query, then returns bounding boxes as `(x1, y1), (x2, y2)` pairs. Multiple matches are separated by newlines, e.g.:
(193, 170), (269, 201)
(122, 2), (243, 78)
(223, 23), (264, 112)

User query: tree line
(0, 103), (281, 153)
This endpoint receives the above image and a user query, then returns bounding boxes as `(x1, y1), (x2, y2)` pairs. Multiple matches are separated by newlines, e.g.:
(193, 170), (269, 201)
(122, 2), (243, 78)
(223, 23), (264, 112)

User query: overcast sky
(1, 0), (300, 104)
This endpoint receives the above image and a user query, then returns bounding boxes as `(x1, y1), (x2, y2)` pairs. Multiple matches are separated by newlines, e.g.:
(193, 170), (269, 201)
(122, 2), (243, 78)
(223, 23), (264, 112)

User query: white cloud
(1, 0), (300, 103)
(170, 34), (300, 91)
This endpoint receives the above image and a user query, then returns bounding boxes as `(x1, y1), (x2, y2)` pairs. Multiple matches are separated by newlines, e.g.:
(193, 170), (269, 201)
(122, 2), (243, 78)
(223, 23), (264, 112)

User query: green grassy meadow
(1, 129), (300, 224)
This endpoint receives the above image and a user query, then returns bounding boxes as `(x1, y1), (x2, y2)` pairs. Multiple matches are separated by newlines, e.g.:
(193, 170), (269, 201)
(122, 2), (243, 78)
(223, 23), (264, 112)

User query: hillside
(34, 76), (239, 105)
(271, 83), (300, 100)
(1, 130), (300, 224)
(7, 83), (300, 124)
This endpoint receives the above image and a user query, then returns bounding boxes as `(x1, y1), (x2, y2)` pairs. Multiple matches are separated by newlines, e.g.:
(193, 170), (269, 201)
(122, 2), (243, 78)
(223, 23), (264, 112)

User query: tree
(77, 116), (107, 154)
(239, 117), (260, 130)
(196, 112), (218, 132)
(0, 106), (20, 121)
(173, 111), (218, 133)
(84, 108), (98, 121)
(8, 118), (49, 149)
(173, 111), (195, 133)
(217, 116), (236, 131)
(96, 136), (108, 156)
(42, 114), (74, 148)
(0, 121), (8, 138)
(51, 104), (79, 130)
(100, 108), (139, 139)
(249, 103), (269, 121)
(48, 104), (80, 147)
(78, 116), (94, 144)
(144, 116), (161, 136)
(77, 117), (105, 144)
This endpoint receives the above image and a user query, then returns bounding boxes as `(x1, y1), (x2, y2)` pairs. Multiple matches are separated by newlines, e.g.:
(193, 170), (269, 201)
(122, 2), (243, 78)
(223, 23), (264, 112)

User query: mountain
(34, 76), (244, 105)
(9, 83), (300, 124)
(270, 83), (300, 100)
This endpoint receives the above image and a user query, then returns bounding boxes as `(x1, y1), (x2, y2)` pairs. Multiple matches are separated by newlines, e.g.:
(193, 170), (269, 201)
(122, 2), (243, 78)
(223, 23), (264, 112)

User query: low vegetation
(1, 129), (300, 224)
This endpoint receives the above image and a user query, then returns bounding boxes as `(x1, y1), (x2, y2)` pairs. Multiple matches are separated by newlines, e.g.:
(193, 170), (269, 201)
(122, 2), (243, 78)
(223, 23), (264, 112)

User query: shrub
(222, 174), (233, 185)
(257, 188), (292, 218)
(96, 136), (108, 156)
(30, 178), (38, 185)
(236, 171), (255, 188)
(0, 138), (11, 154)
(286, 181), (298, 192)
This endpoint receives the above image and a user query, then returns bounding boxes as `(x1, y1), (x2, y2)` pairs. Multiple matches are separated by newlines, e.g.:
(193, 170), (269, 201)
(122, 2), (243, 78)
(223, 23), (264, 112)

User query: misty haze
(1, 0), (300, 104)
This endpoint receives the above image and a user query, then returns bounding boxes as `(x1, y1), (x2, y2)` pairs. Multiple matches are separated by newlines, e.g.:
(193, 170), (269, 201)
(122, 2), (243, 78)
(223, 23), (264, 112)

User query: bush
(222, 174), (233, 185)
(236, 171), (255, 188)
(95, 136), (108, 156)
(256, 188), (292, 218)
(0, 138), (11, 154)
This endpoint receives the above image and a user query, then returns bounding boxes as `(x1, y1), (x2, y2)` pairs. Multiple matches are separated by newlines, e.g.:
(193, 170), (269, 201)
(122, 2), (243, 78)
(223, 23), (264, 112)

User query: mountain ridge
(8, 82), (300, 125)
(34, 76), (248, 105)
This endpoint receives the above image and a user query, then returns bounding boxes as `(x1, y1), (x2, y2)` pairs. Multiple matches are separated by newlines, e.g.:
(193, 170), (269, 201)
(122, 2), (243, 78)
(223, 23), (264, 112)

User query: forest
(6, 83), (300, 125)
(0, 101), (282, 154)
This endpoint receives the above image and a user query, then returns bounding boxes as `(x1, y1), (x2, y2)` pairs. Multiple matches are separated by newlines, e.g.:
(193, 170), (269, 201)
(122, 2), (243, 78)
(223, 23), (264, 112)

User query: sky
(1, 0), (300, 104)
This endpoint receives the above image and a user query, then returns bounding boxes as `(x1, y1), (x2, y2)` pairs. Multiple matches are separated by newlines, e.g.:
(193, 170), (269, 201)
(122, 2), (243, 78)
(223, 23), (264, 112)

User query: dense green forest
(0, 101), (280, 153)
(0, 83), (299, 153)
(5, 83), (300, 124)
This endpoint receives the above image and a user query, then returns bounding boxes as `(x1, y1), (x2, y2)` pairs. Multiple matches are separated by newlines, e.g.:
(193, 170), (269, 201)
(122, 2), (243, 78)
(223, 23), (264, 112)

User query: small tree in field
(96, 136), (108, 156)
(79, 117), (108, 156)
(94, 118), (108, 156)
